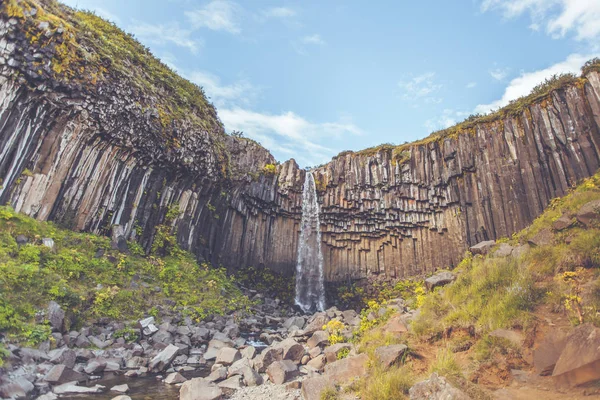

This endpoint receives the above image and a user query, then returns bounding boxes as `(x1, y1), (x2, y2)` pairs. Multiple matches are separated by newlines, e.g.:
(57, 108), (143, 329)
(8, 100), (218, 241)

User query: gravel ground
(227, 380), (301, 400)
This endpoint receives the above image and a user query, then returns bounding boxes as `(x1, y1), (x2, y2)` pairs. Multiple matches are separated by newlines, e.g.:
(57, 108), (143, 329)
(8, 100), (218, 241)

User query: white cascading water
(295, 171), (326, 312)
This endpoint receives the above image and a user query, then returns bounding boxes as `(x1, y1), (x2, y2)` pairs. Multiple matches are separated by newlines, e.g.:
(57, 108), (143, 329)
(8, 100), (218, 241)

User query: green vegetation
(261, 163), (277, 176)
(319, 387), (340, 400)
(412, 172), (600, 338)
(358, 365), (415, 400)
(323, 319), (346, 345)
(0, 206), (253, 344)
(429, 347), (462, 378)
(2, 0), (221, 133)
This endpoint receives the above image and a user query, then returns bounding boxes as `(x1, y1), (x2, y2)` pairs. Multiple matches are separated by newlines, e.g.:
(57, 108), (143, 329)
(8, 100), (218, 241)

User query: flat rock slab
(533, 330), (567, 376)
(469, 240), (495, 255)
(324, 353), (369, 384)
(44, 365), (85, 384)
(409, 373), (470, 400)
(424, 271), (456, 291)
(266, 359), (299, 384)
(180, 377), (222, 400)
(215, 347), (241, 366)
(301, 376), (335, 400)
(375, 344), (408, 369)
(553, 323), (600, 386)
(528, 228), (553, 247)
(149, 344), (179, 371)
(576, 200), (600, 227)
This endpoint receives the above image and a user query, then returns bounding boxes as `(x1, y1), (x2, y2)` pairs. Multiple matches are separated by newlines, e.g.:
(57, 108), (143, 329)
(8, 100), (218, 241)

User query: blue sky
(61, 0), (600, 167)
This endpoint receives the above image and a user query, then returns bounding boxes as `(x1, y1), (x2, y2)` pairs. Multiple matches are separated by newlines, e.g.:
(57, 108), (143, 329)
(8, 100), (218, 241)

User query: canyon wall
(2, 1), (600, 284)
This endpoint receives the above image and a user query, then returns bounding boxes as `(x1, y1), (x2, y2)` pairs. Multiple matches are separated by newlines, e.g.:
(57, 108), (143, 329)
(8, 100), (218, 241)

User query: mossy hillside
(0, 206), (253, 346)
(335, 59), (600, 165)
(412, 171), (600, 339)
(2, 0), (222, 138)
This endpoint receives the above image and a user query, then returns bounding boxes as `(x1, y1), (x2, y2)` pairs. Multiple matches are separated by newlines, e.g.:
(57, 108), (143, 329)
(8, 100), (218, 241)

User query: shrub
(429, 347), (462, 378)
(320, 387), (339, 400)
(323, 319), (346, 345)
(262, 163), (277, 176)
(359, 365), (415, 400)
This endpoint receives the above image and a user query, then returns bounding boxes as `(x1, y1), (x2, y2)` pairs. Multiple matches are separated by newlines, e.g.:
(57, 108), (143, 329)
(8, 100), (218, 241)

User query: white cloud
(466, 82), (477, 89)
(219, 108), (361, 166)
(262, 7), (297, 19)
(424, 109), (470, 132)
(187, 71), (255, 107)
(489, 67), (510, 81)
(474, 53), (598, 114)
(185, 0), (241, 34)
(130, 21), (201, 54)
(481, 0), (600, 41)
(398, 72), (443, 103)
(301, 34), (325, 45)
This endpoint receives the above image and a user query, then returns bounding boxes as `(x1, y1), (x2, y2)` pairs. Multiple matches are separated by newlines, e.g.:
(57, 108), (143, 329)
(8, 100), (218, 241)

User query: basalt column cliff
(2, 1), (600, 284)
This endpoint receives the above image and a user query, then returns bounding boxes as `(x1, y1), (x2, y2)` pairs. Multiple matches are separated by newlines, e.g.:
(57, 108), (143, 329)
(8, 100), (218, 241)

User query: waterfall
(295, 171), (326, 312)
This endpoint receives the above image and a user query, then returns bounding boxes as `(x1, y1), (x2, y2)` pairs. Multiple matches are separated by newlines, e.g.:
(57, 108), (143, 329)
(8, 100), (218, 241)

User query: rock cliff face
(2, 1), (600, 284)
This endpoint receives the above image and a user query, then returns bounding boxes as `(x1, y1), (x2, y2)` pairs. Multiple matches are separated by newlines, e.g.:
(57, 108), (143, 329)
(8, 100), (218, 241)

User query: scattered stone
(301, 376), (335, 400)
(307, 330), (329, 349)
(206, 366), (228, 382)
(375, 344), (408, 369)
(111, 384), (129, 393)
(48, 301), (65, 332)
(283, 316), (306, 331)
(36, 393), (58, 400)
(274, 338), (305, 363)
(216, 347), (241, 366)
(53, 382), (105, 395)
(15, 234), (28, 246)
(533, 330), (567, 376)
(424, 271), (456, 291)
(266, 360), (299, 384)
(553, 215), (575, 231)
(49, 348), (76, 369)
(217, 375), (243, 389)
(324, 353), (369, 384)
(301, 354), (310, 365)
(409, 373), (470, 400)
(469, 240), (495, 255)
(324, 343), (351, 363)
(576, 200), (600, 227)
(42, 238), (55, 250)
(493, 243), (514, 257)
(179, 378), (222, 400)
(241, 346), (256, 360)
(528, 228), (553, 247)
(44, 365), (85, 384)
(302, 313), (330, 336)
(165, 372), (187, 384)
(553, 323), (600, 386)
(253, 347), (283, 372)
(307, 354), (326, 370)
(149, 344), (179, 372)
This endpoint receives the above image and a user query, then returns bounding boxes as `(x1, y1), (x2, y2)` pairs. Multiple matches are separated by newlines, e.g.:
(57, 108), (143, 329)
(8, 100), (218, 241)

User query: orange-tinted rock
(553, 324), (600, 386)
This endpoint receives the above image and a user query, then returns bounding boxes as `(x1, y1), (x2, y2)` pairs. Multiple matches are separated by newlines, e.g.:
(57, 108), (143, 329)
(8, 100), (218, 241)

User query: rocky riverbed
(0, 289), (414, 400)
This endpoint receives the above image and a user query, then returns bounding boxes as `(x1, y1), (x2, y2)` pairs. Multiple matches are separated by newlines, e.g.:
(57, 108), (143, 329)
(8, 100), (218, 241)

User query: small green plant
(359, 365), (415, 400)
(320, 387), (340, 400)
(337, 347), (350, 359)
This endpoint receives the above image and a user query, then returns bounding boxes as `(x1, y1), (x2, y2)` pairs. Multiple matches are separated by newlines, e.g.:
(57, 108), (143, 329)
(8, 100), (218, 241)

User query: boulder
(533, 330), (567, 376)
(252, 347), (283, 372)
(307, 354), (326, 370)
(528, 228), (553, 247)
(217, 375), (243, 389)
(493, 243), (514, 258)
(48, 301), (65, 332)
(283, 316), (306, 331)
(409, 373), (470, 400)
(149, 344), (179, 371)
(206, 366), (228, 382)
(165, 372), (187, 384)
(223, 323), (240, 339)
(553, 215), (575, 231)
(241, 346), (256, 360)
(552, 323), (600, 386)
(215, 347), (241, 366)
(375, 344), (408, 369)
(324, 343), (351, 363)
(0, 378), (34, 399)
(576, 200), (600, 227)
(44, 365), (85, 384)
(16, 234), (28, 246)
(37, 393), (59, 400)
(266, 360), (299, 384)
(323, 353), (369, 383)
(84, 360), (107, 374)
(469, 240), (495, 255)
(49, 348), (76, 369)
(53, 382), (105, 394)
(227, 357), (252, 377)
(381, 315), (408, 335)
(301, 376), (335, 400)
(42, 238), (55, 250)
(274, 338), (305, 363)
(302, 313), (330, 336)
(307, 330), (329, 349)
(424, 271), (456, 291)
(111, 384), (129, 393)
(179, 378), (222, 400)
